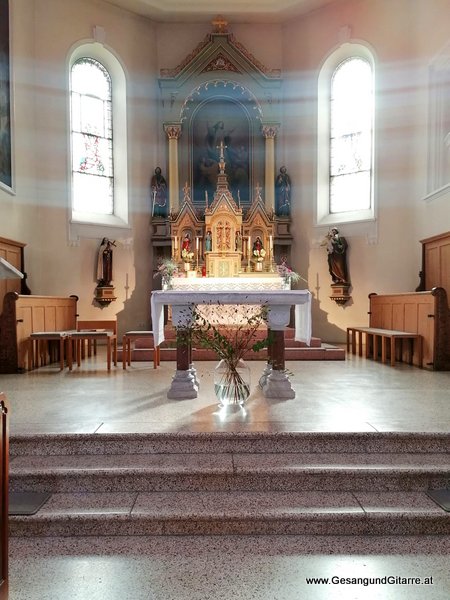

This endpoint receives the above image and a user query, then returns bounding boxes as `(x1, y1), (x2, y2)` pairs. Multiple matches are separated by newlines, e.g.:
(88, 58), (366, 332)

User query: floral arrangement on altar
(154, 258), (179, 278)
(181, 248), (194, 262)
(154, 258), (179, 289)
(276, 259), (308, 286)
(253, 248), (266, 262)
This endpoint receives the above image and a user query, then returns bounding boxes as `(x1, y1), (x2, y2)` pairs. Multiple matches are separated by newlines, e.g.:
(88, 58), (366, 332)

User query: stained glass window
(329, 57), (373, 214)
(71, 58), (113, 215)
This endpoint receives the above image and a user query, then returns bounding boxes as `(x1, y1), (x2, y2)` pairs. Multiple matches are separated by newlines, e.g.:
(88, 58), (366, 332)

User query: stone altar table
(150, 290), (312, 400)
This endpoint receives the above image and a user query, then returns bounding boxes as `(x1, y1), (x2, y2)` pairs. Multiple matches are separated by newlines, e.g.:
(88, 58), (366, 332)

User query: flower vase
(282, 276), (291, 290)
(256, 261), (263, 272)
(214, 359), (251, 407)
(162, 275), (173, 291)
(184, 262), (191, 272)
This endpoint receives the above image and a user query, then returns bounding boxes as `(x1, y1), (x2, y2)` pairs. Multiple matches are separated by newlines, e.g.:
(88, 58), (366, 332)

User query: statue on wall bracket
(95, 238), (117, 305)
(321, 228), (351, 306)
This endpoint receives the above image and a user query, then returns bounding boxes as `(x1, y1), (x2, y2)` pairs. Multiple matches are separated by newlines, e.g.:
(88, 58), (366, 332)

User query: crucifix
(216, 140), (227, 174)
(255, 182), (262, 201)
(183, 181), (191, 202)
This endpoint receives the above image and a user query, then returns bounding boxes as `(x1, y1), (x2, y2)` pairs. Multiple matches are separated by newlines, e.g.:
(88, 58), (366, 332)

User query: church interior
(0, 0), (450, 598)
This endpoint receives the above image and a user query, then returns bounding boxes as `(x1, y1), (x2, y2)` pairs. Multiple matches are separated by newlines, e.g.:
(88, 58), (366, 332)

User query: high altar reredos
(150, 17), (292, 277)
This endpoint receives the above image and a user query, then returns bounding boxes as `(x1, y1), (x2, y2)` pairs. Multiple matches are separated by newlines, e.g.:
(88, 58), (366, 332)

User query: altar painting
(191, 99), (250, 205)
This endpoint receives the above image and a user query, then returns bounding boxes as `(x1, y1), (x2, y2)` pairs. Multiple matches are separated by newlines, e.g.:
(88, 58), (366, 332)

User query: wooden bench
(347, 326), (422, 367)
(0, 293), (78, 373)
(122, 331), (160, 369)
(346, 288), (449, 370)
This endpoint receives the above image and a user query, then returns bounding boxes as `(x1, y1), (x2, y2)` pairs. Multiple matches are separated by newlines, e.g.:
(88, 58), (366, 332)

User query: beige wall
(1, 0), (449, 340)
(282, 0), (450, 340)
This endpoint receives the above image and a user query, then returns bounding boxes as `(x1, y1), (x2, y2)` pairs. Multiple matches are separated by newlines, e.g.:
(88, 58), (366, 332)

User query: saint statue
(151, 167), (168, 217)
(322, 228), (349, 284)
(205, 230), (212, 252)
(97, 238), (116, 287)
(275, 166), (291, 217)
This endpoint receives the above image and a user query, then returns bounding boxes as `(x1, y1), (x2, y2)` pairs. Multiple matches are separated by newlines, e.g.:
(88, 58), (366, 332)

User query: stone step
(117, 328), (346, 362)
(10, 432), (450, 457)
(9, 490), (450, 537)
(121, 345), (345, 362)
(9, 452), (450, 493)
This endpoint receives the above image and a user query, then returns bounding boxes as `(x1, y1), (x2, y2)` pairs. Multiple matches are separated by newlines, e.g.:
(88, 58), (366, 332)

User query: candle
(196, 237), (199, 251)
(248, 236), (251, 254)
(269, 235), (273, 259)
(174, 236), (178, 251)
(205, 191), (208, 207)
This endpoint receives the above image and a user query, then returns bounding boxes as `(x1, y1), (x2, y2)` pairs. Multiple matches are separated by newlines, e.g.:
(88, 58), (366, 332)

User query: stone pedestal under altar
(151, 289), (312, 400)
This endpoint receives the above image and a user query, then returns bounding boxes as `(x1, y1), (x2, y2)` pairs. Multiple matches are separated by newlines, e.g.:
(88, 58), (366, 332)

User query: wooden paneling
(421, 231), (450, 298)
(369, 290), (449, 370)
(0, 294), (78, 372)
(0, 393), (8, 600)
(0, 237), (25, 308)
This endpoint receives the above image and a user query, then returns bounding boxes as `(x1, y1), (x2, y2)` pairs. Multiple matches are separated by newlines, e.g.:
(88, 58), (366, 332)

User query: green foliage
(189, 303), (272, 369)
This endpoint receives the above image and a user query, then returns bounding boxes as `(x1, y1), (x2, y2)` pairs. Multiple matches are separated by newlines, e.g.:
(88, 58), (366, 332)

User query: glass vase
(214, 359), (251, 407)
(162, 275), (173, 290)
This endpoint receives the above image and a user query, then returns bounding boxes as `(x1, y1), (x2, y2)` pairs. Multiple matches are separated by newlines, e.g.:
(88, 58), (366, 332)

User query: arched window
(71, 58), (113, 215)
(317, 44), (375, 226)
(68, 43), (129, 239)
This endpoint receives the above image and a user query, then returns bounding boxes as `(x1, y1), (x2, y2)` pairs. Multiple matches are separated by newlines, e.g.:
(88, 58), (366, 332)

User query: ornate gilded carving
(160, 35), (211, 78)
(228, 34), (281, 79)
(211, 15), (229, 34)
(164, 124), (182, 140)
(262, 125), (279, 139)
(201, 53), (241, 74)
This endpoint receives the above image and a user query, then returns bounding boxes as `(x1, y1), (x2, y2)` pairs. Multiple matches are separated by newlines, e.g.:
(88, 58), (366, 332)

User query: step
(9, 490), (450, 537)
(116, 328), (346, 362)
(9, 432), (450, 538)
(9, 452), (450, 493)
(120, 346), (345, 362)
(10, 431), (450, 457)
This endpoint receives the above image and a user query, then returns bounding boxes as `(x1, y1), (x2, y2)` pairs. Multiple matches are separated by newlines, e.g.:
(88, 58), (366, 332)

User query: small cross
(183, 181), (191, 201)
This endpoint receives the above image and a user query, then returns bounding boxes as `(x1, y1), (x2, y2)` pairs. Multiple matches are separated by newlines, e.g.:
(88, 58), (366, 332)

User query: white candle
(196, 237), (199, 251)
(248, 237), (251, 254)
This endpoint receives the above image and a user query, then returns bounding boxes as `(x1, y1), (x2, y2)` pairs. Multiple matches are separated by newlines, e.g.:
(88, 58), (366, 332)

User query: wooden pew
(0, 292), (78, 373)
(0, 393), (8, 600)
(347, 287), (449, 370)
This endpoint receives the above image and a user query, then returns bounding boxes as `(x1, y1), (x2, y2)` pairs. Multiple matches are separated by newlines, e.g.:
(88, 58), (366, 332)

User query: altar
(171, 276), (285, 291)
(151, 289), (312, 400)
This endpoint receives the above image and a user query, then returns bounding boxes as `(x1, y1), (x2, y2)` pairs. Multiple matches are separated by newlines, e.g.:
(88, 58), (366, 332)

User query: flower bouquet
(276, 259), (307, 288)
(154, 258), (179, 290)
(181, 248), (194, 262)
(253, 248), (266, 262)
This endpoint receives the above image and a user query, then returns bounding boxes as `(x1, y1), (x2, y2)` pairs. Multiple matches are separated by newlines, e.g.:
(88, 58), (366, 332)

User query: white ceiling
(101, 0), (339, 23)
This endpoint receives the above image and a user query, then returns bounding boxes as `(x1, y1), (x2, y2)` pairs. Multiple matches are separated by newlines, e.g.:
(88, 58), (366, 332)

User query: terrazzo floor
(3, 351), (450, 599)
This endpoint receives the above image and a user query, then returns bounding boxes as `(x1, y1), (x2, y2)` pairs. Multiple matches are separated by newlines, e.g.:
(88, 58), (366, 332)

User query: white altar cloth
(151, 289), (312, 347)
(171, 276), (284, 291)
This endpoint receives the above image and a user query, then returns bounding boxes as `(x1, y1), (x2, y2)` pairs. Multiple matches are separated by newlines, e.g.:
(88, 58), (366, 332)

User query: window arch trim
(317, 42), (376, 227)
(67, 41), (130, 241)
